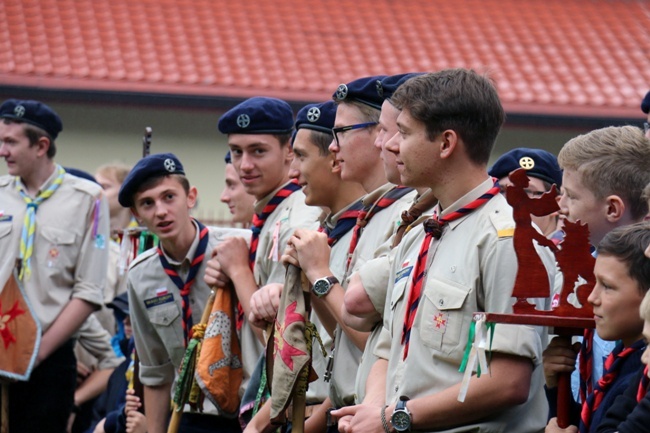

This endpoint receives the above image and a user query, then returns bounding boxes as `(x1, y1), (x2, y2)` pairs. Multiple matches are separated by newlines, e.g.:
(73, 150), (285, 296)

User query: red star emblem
(273, 301), (306, 371)
(0, 299), (26, 349)
(433, 312), (447, 329)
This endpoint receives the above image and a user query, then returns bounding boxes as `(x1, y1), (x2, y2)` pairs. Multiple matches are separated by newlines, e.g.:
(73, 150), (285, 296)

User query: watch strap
(380, 405), (391, 433)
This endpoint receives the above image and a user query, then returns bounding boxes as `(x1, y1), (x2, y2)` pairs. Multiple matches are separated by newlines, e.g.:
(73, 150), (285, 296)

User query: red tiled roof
(0, 0), (649, 119)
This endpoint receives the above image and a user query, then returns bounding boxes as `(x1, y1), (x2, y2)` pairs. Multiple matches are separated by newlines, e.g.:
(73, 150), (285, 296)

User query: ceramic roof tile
(0, 0), (649, 118)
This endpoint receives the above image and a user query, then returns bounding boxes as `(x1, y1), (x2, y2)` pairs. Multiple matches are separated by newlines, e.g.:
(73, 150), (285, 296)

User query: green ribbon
(458, 319), (497, 377)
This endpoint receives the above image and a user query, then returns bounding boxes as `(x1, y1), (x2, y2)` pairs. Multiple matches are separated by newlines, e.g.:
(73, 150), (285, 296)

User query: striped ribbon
(346, 185), (413, 271)
(579, 328), (595, 404)
(16, 164), (66, 280)
(637, 365), (649, 402)
(157, 219), (209, 345)
(579, 339), (646, 432)
(401, 180), (499, 359)
(319, 199), (364, 246)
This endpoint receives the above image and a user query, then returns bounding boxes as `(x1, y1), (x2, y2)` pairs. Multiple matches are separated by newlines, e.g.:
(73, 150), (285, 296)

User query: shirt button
(439, 299), (444, 306)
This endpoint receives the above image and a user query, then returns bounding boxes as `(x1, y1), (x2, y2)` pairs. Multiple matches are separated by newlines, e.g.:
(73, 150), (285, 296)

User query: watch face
(313, 279), (330, 296)
(392, 411), (411, 431)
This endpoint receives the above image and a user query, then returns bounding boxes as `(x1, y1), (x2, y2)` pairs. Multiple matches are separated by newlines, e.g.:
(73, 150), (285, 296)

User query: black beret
(107, 292), (129, 317)
(489, 147), (562, 187)
(218, 97), (294, 135)
(118, 153), (185, 207)
(0, 99), (63, 140)
(641, 90), (650, 114)
(332, 75), (387, 110)
(295, 101), (337, 135)
(376, 73), (425, 101)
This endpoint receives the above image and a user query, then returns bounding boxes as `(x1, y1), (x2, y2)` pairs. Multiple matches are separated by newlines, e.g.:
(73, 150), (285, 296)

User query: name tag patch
(0, 215), (12, 222)
(394, 265), (413, 284)
(144, 293), (174, 309)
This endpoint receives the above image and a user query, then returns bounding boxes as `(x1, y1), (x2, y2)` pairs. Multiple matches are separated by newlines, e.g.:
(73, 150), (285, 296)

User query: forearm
(144, 383), (172, 433)
(75, 368), (115, 406)
(229, 268), (265, 342)
(363, 359), (387, 406)
(406, 354), (533, 431)
(244, 398), (276, 433)
(39, 298), (95, 364)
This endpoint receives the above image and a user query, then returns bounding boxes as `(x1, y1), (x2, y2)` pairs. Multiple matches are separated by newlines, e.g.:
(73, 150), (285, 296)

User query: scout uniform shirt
(329, 183), (415, 408)
(241, 182), (321, 396)
(374, 178), (548, 433)
(0, 170), (109, 332)
(127, 222), (249, 414)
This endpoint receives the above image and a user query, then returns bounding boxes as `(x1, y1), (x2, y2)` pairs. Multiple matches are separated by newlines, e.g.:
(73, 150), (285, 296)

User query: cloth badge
(156, 287), (169, 296)
(144, 293), (174, 308)
(94, 234), (106, 250)
(394, 265), (413, 283)
(46, 247), (59, 268)
(0, 215), (12, 223)
(432, 312), (448, 333)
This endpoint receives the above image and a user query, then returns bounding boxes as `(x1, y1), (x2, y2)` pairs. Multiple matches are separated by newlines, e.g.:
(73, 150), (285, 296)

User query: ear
(36, 136), (50, 158)
(129, 207), (140, 221)
(284, 145), (295, 165)
(604, 195), (625, 223)
(439, 130), (459, 160)
(187, 186), (198, 209)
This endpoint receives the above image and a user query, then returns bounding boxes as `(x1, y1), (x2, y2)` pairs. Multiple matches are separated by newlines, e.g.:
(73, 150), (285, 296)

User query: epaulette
(128, 248), (157, 270)
(488, 209), (515, 239)
(68, 174), (103, 198)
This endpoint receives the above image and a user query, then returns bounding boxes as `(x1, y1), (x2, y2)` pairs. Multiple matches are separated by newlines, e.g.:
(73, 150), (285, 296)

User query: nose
(374, 129), (385, 150)
(557, 190), (568, 216)
(328, 139), (339, 154)
(0, 142), (8, 157)
(220, 187), (230, 204)
(154, 201), (168, 218)
(240, 152), (254, 172)
(587, 283), (601, 307)
(385, 132), (400, 155)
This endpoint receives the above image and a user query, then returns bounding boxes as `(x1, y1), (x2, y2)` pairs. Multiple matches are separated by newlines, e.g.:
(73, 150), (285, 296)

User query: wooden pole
(1, 381), (9, 433)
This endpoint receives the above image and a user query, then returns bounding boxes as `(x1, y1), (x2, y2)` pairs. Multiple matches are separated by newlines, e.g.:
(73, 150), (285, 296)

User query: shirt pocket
(147, 303), (185, 359)
(0, 222), (12, 240)
(419, 278), (470, 357)
(39, 225), (77, 278)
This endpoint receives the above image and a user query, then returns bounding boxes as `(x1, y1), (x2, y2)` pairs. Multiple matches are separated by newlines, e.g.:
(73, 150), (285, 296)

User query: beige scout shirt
(0, 172), (109, 332)
(75, 314), (124, 370)
(305, 204), (358, 403)
(128, 224), (251, 415)
(240, 183), (320, 399)
(329, 184), (415, 408)
(374, 178), (547, 433)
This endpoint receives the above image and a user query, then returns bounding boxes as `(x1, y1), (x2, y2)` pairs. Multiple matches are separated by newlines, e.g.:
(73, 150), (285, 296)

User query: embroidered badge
(155, 287), (169, 296)
(0, 215), (12, 223)
(433, 312), (448, 332)
(47, 247), (59, 268)
(394, 265), (413, 283)
(94, 234), (106, 250)
(144, 293), (174, 309)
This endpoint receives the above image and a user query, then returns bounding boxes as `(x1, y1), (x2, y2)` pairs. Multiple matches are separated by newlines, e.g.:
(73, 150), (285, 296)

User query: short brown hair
(2, 118), (57, 158)
(391, 69), (505, 165)
(558, 126), (650, 221)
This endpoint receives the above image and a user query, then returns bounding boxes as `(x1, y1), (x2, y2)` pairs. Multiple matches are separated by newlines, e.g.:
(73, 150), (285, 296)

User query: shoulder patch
(488, 209), (515, 238)
(128, 248), (158, 270)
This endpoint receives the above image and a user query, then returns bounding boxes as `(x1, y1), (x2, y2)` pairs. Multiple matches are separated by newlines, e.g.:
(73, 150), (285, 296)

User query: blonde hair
(96, 163), (132, 185)
(558, 126), (650, 220)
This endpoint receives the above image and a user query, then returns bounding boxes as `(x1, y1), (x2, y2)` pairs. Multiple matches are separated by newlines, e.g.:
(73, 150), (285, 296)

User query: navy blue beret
(218, 97), (294, 135)
(107, 292), (129, 316)
(224, 151), (232, 164)
(332, 75), (387, 110)
(489, 147), (562, 187)
(295, 101), (337, 135)
(641, 90), (650, 114)
(377, 73), (425, 101)
(64, 167), (98, 185)
(118, 153), (185, 207)
(0, 99), (63, 140)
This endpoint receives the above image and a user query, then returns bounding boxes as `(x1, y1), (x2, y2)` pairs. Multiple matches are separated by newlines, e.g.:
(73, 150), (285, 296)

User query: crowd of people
(0, 69), (649, 433)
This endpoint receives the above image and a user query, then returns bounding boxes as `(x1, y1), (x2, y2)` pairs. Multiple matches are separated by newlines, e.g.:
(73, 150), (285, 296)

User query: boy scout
(205, 97), (320, 420)
(221, 151), (255, 225)
(0, 99), (109, 433)
(118, 153), (242, 433)
(334, 70), (548, 432)
(245, 100), (367, 433)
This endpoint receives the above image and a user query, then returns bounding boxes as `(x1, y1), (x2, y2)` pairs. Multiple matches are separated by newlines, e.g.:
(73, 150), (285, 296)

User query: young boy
(118, 153), (242, 433)
(221, 151), (255, 226)
(545, 222), (650, 432)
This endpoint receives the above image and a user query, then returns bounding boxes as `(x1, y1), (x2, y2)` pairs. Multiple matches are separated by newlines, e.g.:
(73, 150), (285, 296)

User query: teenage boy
(545, 222), (650, 432)
(334, 70), (548, 432)
(0, 99), (109, 433)
(221, 151), (255, 226)
(206, 97), (321, 418)
(118, 153), (242, 433)
(244, 100), (367, 433)
(553, 126), (650, 405)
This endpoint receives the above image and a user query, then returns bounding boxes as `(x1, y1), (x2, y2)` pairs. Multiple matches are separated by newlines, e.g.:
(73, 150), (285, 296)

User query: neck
(21, 160), (56, 196)
(431, 164), (490, 210)
(258, 175), (291, 201)
(328, 181), (366, 214)
(361, 166), (388, 194)
(160, 220), (197, 262)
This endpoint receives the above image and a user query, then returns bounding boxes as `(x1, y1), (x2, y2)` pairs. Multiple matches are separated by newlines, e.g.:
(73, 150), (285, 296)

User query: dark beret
(641, 90), (650, 114)
(376, 73), (425, 101)
(295, 101), (337, 135)
(332, 75), (387, 110)
(218, 96), (294, 135)
(224, 151), (232, 164)
(107, 292), (129, 317)
(64, 167), (98, 185)
(118, 153), (185, 207)
(0, 99), (63, 140)
(489, 147), (562, 187)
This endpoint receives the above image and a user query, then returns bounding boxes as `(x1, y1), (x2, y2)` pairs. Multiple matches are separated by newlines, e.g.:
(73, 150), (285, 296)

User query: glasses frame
(332, 122), (378, 146)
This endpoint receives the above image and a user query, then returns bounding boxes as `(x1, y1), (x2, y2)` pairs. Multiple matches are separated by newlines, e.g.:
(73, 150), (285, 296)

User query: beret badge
(164, 158), (177, 172)
(376, 80), (384, 98)
(335, 84), (348, 101)
(237, 114), (251, 129)
(518, 157), (535, 170)
(306, 107), (321, 122)
(13, 105), (26, 118)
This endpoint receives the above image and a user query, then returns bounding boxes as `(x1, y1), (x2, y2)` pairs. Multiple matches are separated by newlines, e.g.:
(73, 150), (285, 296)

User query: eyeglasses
(332, 122), (378, 146)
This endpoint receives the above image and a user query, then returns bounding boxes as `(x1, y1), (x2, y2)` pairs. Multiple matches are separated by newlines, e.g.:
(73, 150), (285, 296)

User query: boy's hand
(542, 337), (580, 388)
(545, 417), (578, 432)
(126, 410), (147, 433)
(286, 229), (332, 283)
(124, 388), (142, 414)
(205, 247), (232, 288)
(249, 283), (283, 328)
(214, 237), (250, 276)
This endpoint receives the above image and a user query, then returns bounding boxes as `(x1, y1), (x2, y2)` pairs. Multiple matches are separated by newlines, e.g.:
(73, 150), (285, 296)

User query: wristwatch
(391, 396), (412, 432)
(311, 276), (339, 297)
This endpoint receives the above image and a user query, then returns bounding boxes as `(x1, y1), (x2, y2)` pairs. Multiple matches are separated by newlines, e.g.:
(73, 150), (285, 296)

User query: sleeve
(357, 253), (394, 315)
(77, 314), (125, 370)
(127, 274), (175, 386)
(72, 193), (110, 308)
